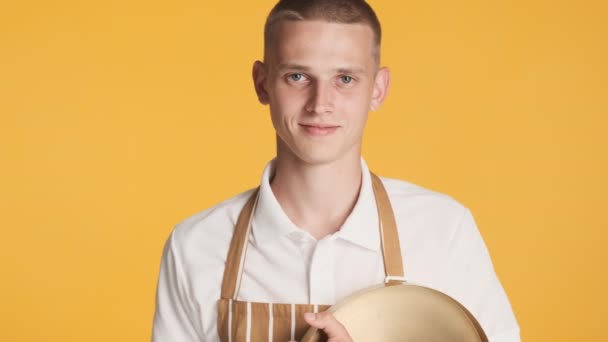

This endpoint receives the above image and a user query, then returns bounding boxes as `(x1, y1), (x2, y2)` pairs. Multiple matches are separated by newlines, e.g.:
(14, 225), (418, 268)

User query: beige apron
(217, 174), (404, 342)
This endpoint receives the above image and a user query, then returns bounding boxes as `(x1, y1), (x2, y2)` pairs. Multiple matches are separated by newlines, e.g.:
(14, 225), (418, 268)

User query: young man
(152, 1), (520, 341)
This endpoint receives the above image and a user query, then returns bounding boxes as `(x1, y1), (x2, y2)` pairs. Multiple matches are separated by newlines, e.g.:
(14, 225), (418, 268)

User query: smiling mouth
(299, 123), (340, 136)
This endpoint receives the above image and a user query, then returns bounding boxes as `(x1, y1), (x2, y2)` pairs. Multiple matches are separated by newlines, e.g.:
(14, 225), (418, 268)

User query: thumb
(304, 312), (352, 341)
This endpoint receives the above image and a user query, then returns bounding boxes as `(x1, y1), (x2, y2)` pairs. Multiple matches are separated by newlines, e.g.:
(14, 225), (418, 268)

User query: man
(152, 0), (520, 341)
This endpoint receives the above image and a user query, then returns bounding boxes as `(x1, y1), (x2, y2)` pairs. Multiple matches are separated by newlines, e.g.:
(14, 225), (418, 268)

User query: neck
(270, 142), (363, 240)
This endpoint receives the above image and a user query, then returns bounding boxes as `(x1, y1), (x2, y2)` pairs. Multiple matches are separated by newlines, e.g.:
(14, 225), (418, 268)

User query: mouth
(299, 123), (341, 136)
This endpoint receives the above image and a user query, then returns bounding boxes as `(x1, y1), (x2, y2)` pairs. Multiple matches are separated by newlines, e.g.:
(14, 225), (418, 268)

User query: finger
(303, 312), (352, 341)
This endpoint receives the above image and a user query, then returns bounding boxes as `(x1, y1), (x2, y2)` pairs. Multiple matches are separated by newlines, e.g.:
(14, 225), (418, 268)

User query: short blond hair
(264, 0), (382, 63)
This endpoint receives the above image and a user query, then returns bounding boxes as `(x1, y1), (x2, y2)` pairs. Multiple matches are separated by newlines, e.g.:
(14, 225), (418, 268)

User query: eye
(288, 73), (305, 82)
(340, 75), (353, 84)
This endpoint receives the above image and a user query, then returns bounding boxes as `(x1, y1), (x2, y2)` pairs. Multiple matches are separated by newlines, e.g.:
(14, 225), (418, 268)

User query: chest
(238, 236), (387, 305)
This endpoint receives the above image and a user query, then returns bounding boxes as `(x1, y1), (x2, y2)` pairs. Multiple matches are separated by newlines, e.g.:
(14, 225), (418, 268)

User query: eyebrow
(276, 63), (367, 75)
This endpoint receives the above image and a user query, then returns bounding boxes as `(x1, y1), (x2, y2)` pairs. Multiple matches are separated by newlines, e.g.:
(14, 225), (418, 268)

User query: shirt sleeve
(441, 208), (521, 342)
(152, 230), (204, 342)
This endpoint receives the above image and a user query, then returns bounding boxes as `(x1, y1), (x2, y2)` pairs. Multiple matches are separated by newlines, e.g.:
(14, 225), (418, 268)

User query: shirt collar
(251, 158), (381, 252)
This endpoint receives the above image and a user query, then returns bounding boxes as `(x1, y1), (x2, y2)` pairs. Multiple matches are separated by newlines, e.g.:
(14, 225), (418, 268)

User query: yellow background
(1, 0), (606, 340)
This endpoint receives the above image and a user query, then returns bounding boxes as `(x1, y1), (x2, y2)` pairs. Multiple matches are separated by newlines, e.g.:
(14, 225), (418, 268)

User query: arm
(152, 230), (204, 342)
(441, 208), (521, 342)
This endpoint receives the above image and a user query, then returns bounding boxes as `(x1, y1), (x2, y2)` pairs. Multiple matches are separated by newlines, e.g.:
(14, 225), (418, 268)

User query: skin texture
(254, 20), (388, 167)
(252, 19), (391, 341)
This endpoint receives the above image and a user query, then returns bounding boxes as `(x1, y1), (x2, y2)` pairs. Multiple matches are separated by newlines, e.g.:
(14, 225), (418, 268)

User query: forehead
(269, 20), (376, 71)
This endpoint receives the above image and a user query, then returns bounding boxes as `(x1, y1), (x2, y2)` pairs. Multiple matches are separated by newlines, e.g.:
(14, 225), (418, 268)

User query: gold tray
(301, 283), (488, 342)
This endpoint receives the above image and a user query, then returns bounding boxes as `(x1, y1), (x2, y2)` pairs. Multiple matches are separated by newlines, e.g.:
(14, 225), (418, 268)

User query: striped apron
(217, 173), (405, 342)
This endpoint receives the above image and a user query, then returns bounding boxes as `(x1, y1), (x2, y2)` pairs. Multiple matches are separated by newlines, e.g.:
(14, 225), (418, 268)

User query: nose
(305, 80), (334, 115)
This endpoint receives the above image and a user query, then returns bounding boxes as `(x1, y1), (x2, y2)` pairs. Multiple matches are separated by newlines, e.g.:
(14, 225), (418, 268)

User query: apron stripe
(228, 299), (233, 342)
(313, 304), (318, 313)
(290, 303), (296, 341)
(268, 303), (273, 342)
(245, 302), (251, 342)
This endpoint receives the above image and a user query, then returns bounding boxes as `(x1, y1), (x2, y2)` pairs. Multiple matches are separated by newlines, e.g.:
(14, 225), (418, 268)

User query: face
(253, 20), (390, 166)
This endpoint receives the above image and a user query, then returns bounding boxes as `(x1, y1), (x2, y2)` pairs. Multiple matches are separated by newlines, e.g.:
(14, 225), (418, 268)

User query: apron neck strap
(220, 188), (259, 300)
(220, 172), (405, 300)
(370, 173), (405, 285)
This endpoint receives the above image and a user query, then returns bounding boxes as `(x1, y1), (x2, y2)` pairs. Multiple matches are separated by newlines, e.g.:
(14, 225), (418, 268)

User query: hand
(297, 311), (353, 342)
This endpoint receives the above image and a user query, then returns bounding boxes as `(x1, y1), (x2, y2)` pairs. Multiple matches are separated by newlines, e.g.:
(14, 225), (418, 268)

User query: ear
(252, 60), (270, 105)
(369, 66), (390, 111)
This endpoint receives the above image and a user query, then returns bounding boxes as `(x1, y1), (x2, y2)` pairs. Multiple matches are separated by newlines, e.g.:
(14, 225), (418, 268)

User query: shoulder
(378, 176), (468, 222)
(377, 176), (473, 265)
(169, 188), (256, 264)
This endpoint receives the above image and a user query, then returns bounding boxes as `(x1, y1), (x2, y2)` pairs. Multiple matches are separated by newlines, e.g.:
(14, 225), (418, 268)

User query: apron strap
(220, 188), (260, 300)
(371, 173), (405, 285)
(219, 172), (406, 299)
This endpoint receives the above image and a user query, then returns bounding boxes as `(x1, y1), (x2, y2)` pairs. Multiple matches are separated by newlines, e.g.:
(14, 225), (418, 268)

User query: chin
(291, 145), (354, 166)
(277, 134), (359, 166)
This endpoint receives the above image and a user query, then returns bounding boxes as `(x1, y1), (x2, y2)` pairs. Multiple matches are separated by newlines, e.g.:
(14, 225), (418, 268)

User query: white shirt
(152, 159), (520, 341)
